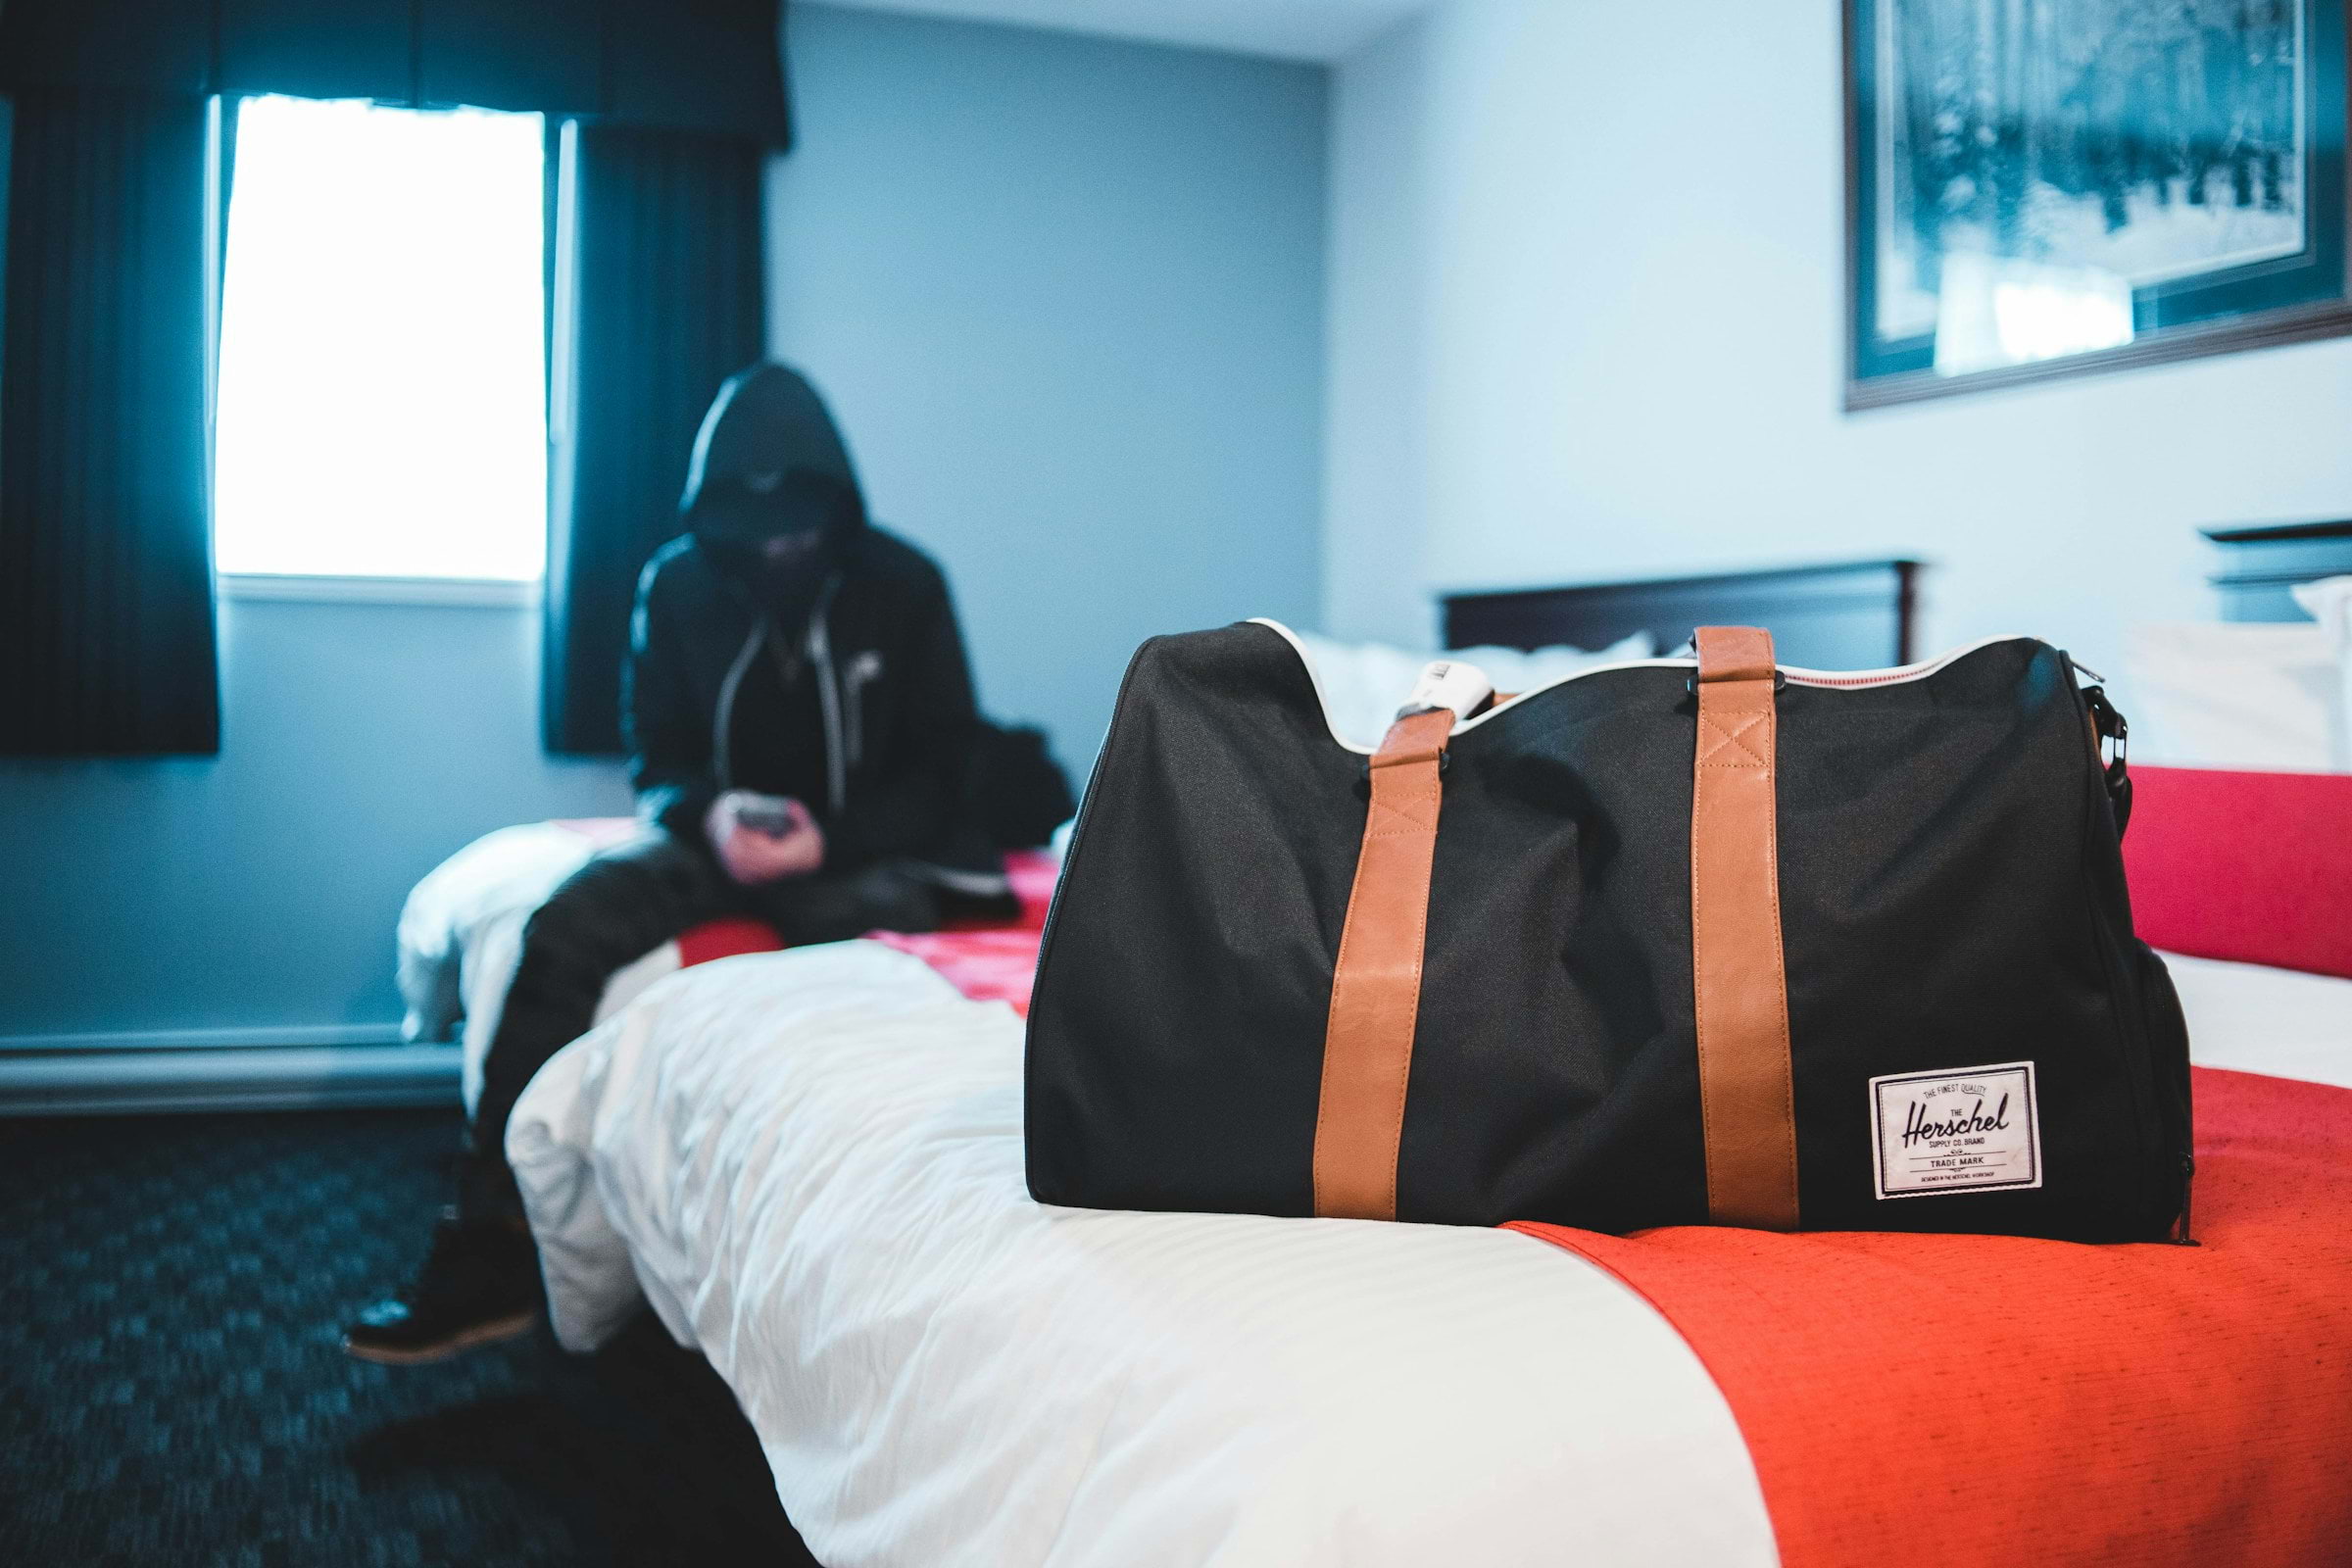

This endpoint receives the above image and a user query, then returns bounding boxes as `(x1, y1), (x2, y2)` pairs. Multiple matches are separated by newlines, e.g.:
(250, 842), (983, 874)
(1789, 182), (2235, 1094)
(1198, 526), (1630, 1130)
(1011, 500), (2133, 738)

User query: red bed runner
(2121, 765), (2352, 979)
(1511, 1066), (2352, 1568)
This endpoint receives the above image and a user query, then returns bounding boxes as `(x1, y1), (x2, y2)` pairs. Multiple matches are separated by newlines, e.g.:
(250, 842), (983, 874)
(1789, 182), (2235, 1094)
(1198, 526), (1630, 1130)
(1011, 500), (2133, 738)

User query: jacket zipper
(711, 619), (765, 792)
(845, 668), (862, 769)
(842, 653), (884, 769)
(806, 574), (848, 817)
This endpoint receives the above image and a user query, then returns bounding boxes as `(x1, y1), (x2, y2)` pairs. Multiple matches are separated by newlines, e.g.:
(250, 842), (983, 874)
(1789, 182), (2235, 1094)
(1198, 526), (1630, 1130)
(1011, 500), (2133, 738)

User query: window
(212, 95), (548, 582)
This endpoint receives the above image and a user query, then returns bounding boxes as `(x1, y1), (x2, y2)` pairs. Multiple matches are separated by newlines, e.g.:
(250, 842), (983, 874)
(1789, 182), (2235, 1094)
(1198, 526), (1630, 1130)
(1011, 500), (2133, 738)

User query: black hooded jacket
(623, 365), (988, 875)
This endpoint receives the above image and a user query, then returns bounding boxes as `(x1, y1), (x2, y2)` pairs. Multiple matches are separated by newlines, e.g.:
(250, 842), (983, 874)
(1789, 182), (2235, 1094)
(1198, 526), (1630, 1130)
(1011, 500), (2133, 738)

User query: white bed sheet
(397, 821), (682, 1115)
(509, 944), (1776, 1568)
(2162, 952), (2352, 1088)
(506, 945), (2351, 1568)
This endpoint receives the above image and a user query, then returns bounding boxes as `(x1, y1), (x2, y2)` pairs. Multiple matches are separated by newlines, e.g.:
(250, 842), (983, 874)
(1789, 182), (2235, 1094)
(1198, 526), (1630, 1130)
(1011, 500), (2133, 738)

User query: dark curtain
(0, 88), (220, 756)
(543, 121), (766, 756)
(0, 0), (793, 145)
(0, 1), (785, 757)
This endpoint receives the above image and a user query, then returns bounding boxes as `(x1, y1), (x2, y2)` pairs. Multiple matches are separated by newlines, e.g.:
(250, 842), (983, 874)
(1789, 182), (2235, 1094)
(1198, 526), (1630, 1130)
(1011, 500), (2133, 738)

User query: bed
(513, 946), (2351, 1568)
(397, 559), (1931, 1114)
(452, 554), (2352, 1566)
(396, 822), (1057, 1116)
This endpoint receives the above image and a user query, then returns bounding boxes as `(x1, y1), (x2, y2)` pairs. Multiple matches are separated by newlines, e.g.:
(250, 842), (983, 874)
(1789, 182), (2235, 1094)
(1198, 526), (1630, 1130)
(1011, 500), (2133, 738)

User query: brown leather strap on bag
(1690, 626), (1800, 1230)
(1313, 706), (1455, 1220)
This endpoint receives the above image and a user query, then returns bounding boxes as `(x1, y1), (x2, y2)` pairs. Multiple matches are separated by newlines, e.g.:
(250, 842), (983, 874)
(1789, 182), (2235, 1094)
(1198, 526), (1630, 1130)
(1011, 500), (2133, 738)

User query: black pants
(462, 830), (938, 1217)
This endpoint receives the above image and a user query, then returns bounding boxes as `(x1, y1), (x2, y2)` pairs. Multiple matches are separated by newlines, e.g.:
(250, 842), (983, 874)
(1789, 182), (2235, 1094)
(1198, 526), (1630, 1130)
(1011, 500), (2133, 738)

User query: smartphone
(733, 795), (801, 837)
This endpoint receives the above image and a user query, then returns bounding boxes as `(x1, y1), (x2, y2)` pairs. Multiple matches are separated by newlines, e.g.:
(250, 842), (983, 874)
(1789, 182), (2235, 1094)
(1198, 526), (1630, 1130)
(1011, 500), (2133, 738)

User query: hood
(680, 364), (867, 583)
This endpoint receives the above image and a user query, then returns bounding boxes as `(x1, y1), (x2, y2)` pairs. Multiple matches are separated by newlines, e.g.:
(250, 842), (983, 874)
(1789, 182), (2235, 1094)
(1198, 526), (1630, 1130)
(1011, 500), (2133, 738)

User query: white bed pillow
(2293, 575), (2352, 769)
(2122, 613), (2347, 771)
(1295, 629), (1654, 752)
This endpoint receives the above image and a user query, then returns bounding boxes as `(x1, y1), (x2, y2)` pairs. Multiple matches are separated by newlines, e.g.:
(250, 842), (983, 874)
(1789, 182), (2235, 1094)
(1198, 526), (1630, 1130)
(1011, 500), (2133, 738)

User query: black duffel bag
(1024, 619), (2192, 1242)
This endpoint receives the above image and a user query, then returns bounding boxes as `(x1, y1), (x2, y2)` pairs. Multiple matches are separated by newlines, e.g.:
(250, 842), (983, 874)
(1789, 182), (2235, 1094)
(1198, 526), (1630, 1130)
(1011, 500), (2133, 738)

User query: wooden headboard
(2205, 520), (2352, 621)
(1442, 559), (1923, 670)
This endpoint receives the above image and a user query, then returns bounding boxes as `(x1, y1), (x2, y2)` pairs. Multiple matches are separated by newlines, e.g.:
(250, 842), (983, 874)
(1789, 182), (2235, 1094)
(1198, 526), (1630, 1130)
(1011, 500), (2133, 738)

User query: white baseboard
(0, 1022), (410, 1054)
(0, 1041), (461, 1115)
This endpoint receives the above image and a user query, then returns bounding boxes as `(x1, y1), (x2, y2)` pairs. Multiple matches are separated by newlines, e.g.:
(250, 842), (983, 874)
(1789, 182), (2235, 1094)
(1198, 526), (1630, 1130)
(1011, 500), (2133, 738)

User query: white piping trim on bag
(1245, 618), (2040, 756)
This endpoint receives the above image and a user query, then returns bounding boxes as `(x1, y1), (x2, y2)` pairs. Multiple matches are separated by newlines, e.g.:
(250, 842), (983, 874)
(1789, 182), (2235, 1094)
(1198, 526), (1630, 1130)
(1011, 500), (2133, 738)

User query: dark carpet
(0, 1107), (822, 1567)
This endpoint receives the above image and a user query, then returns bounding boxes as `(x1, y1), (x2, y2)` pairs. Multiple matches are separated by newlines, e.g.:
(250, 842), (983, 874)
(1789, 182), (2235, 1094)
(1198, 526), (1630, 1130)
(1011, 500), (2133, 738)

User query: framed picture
(1845, 0), (2352, 409)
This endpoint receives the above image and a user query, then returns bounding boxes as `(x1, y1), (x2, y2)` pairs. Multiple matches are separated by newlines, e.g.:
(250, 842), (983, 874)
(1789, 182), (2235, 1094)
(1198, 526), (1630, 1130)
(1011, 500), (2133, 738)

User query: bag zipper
(2061, 652), (2183, 1243)
(1772, 639), (2028, 688)
(2081, 683), (2132, 834)
(1250, 620), (2043, 753)
(1777, 669), (1933, 688)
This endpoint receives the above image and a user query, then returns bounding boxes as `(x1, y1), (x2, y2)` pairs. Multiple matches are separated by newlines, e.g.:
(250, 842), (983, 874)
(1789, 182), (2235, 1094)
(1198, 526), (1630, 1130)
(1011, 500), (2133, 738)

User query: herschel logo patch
(1869, 1061), (2042, 1200)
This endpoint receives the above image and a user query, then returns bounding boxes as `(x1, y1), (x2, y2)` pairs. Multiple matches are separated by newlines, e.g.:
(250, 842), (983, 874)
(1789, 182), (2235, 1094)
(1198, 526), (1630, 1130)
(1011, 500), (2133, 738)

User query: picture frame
(1844, 0), (2352, 410)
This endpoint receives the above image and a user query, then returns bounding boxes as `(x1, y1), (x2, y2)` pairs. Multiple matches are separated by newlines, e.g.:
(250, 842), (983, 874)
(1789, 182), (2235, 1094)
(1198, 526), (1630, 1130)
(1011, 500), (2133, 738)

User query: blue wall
(0, 9), (1329, 1045)
(1324, 1), (2352, 663)
(770, 5), (1328, 758)
(0, 597), (634, 1041)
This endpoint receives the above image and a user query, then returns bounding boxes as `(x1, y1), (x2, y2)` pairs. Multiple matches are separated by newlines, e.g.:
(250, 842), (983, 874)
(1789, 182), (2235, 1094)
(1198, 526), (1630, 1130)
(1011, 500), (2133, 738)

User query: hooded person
(629, 362), (1008, 896)
(345, 363), (1017, 1365)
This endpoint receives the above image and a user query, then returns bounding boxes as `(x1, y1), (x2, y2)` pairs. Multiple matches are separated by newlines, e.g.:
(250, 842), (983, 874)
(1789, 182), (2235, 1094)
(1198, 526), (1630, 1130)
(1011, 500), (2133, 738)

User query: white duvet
(397, 821), (691, 1116)
(506, 938), (2350, 1568)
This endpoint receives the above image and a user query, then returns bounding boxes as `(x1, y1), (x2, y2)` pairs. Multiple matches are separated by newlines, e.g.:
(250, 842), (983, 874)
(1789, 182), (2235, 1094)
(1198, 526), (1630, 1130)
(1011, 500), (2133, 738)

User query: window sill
(218, 573), (543, 609)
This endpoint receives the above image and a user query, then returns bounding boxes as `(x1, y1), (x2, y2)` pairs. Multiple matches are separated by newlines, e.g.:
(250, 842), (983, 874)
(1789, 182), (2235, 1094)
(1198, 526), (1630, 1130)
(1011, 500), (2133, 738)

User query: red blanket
(1512, 1067), (2352, 1568)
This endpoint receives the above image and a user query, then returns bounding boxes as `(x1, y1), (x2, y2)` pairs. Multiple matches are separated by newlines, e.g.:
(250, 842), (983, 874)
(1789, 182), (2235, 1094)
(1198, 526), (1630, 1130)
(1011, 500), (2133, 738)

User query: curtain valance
(0, 0), (792, 146)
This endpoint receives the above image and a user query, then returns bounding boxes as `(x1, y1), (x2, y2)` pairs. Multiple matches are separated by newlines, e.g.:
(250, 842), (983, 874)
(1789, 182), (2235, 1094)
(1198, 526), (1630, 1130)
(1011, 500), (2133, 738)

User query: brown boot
(342, 1208), (539, 1365)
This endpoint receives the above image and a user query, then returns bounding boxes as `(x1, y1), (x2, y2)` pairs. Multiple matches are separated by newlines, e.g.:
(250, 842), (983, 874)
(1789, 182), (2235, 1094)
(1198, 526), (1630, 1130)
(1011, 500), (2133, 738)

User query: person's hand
(706, 791), (825, 885)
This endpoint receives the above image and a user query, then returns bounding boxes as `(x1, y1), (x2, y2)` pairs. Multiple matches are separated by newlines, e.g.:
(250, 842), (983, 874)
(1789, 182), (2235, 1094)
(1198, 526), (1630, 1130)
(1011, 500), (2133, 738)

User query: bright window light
(214, 95), (547, 580)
